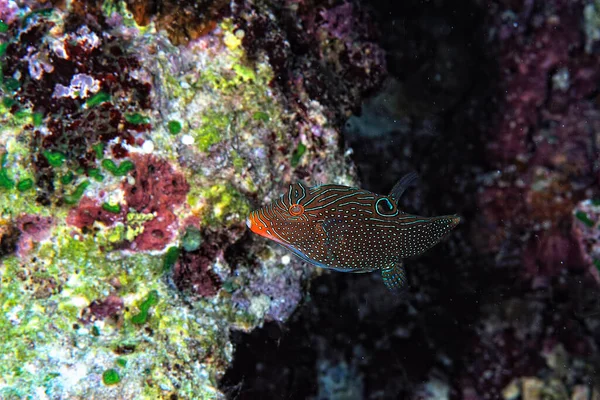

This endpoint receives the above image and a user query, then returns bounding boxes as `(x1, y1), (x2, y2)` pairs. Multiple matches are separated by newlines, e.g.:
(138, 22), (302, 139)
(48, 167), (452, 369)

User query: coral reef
(0, 0), (356, 398)
(2, 0), (600, 398)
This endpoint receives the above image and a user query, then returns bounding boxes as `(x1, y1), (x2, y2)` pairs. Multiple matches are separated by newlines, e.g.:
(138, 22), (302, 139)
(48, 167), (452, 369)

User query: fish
(246, 172), (460, 290)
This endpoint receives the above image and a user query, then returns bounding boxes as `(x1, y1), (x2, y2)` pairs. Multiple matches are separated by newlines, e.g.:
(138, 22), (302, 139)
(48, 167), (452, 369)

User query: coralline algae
(0, 1), (354, 398)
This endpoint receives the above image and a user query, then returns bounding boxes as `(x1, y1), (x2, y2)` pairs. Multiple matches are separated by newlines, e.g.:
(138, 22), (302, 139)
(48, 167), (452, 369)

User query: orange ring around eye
(289, 203), (304, 216)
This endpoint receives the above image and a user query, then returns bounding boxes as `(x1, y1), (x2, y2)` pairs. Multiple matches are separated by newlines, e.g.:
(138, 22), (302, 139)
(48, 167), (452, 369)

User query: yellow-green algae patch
(153, 20), (290, 160)
(0, 138), (48, 217)
(0, 224), (254, 399)
(187, 181), (250, 227)
(193, 111), (230, 153)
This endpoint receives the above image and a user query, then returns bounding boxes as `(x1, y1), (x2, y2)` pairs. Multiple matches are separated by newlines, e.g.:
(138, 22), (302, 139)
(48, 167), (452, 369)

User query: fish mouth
(246, 212), (289, 246)
(246, 212), (269, 236)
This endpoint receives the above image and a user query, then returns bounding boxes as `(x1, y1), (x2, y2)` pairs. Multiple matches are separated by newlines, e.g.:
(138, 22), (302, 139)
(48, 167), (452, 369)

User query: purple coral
(318, 3), (356, 41)
(475, 0), (600, 282)
(0, 0), (19, 25)
(172, 235), (222, 298)
(522, 229), (587, 284)
(486, 1), (588, 165)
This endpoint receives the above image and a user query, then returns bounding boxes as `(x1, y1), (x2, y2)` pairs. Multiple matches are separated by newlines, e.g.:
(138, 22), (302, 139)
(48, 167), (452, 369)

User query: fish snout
(246, 211), (267, 236)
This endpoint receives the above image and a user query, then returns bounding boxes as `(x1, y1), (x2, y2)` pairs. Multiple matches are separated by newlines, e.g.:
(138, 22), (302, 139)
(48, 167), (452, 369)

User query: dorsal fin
(389, 172), (418, 203)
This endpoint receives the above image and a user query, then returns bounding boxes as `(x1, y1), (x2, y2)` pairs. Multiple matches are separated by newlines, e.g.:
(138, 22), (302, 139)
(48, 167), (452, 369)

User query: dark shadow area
(220, 0), (503, 399)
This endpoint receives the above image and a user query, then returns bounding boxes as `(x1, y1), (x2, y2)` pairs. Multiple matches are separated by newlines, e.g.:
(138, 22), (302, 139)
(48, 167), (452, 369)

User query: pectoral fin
(381, 261), (407, 290)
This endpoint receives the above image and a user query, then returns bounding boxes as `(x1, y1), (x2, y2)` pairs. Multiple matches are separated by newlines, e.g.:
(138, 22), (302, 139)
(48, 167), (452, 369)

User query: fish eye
(289, 203), (304, 216)
(375, 198), (395, 215)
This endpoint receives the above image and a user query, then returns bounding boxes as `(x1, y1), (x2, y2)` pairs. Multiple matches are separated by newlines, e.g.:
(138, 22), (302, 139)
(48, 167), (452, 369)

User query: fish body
(246, 173), (460, 290)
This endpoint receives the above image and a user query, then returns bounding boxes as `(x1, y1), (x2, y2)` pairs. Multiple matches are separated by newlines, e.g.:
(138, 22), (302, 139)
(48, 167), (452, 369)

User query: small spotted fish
(246, 173), (460, 290)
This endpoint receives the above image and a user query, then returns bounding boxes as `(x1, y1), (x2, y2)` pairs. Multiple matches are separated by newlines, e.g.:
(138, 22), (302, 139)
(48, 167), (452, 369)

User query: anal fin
(381, 261), (407, 291)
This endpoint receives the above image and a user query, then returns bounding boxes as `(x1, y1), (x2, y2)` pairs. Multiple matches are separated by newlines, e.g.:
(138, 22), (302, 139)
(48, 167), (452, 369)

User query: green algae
(102, 202), (121, 214)
(32, 112), (43, 127)
(575, 210), (595, 227)
(0, 228), (253, 398)
(60, 171), (74, 185)
(16, 178), (33, 192)
(4, 77), (19, 92)
(116, 211), (154, 242)
(252, 111), (270, 122)
(102, 159), (135, 176)
(92, 143), (105, 159)
(163, 246), (180, 272)
(167, 120), (182, 135)
(291, 142), (307, 167)
(13, 109), (30, 122)
(0, 231), (159, 396)
(85, 91), (111, 107)
(131, 290), (159, 325)
(103, 223), (125, 244)
(125, 112), (150, 125)
(88, 168), (104, 182)
(102, 369), (121, 385)
(126, 211), (154, 224)
(64, 180), (90, 204)
(0, 179), (44, 216)
(94, 212), (153, 247)
(0, 16), (305, 400)
(0, 168), (14, 189)
(2, 97), (15, 108)
(43, 150), (65, 167)
(182, 226), (202, 252)
(0, 21), (8, 33)
(232, 64), (256, 83)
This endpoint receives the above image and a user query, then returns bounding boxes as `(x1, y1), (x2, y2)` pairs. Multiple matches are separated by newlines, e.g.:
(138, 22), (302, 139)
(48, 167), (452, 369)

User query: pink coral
(66, 154), (189, 252)
(86, 294), (124, 322)
(66, 197), (124, 229)
(124, 154), (189, 214)
(124, 154), (189, 251)
(131, 210), (178, 251)
(15, 214), (53, 257)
